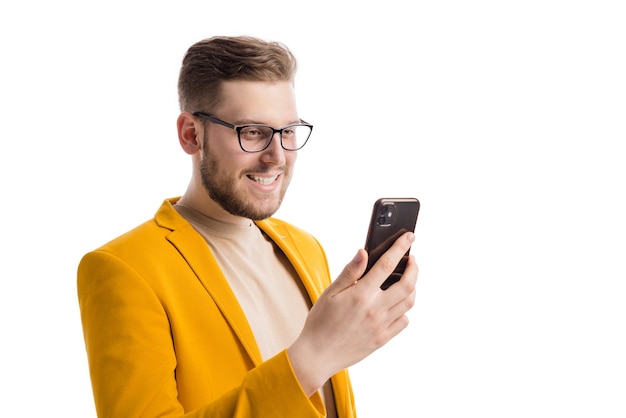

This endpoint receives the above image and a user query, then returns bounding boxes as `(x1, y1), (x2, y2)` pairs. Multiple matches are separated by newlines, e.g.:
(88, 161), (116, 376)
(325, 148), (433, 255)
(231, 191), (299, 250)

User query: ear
(177, 112), (202, 155)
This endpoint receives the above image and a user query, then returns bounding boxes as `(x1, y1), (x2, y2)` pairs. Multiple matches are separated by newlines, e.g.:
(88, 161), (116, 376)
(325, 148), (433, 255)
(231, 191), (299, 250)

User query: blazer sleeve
(77, 249), (327, 418)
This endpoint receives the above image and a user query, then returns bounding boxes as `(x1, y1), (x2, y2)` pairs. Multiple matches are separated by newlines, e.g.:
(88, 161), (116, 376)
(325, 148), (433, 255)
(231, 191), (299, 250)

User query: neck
(177, 184), (253, 227)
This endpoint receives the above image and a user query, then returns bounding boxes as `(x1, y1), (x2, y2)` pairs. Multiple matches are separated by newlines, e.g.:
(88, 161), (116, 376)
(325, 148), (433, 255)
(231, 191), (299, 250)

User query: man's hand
(288, 231), (418, 396)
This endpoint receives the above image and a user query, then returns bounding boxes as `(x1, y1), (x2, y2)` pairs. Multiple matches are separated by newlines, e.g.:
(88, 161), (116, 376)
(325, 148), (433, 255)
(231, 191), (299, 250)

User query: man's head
(178, 35), (297, 113)
(176, 36), (306, 223)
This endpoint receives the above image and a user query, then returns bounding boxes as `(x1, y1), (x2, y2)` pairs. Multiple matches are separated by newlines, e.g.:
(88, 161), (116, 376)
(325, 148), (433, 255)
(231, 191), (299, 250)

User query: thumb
(333, 249), (368, 290)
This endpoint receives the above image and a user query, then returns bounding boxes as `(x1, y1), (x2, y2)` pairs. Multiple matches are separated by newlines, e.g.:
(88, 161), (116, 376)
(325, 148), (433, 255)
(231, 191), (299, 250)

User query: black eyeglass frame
(192, 111), (313, 153)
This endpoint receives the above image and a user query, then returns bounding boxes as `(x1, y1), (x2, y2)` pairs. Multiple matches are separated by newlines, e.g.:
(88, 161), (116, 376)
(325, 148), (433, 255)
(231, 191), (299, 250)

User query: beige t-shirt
(175, 204), (337, 417)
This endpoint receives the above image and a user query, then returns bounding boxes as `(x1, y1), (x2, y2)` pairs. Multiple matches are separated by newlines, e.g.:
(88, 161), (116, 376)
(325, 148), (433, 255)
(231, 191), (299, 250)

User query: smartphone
(363, 198), (420, 290)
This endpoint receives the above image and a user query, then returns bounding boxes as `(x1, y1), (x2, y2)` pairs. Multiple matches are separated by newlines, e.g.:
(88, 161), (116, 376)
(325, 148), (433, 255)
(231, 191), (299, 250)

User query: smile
(247, 174), (279, 185)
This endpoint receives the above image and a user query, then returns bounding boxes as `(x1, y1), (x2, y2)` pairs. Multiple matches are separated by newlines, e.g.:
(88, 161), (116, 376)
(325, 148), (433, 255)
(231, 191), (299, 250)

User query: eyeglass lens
(239, 125), (311, 151)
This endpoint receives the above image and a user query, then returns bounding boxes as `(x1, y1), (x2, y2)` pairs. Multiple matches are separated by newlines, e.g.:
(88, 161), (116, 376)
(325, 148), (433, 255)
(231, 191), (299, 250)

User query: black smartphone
(363, 198), (420, 290)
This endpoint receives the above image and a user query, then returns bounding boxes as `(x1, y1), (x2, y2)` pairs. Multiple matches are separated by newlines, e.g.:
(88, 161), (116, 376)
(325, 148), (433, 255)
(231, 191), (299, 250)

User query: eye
(240, 126), (272, 141)
(241, 127), (262, 137)
(282, 127), (296, 137)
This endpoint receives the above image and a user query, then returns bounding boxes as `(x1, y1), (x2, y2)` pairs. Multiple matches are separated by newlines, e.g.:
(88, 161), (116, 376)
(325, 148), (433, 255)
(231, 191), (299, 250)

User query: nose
(260, 131), (287, 165)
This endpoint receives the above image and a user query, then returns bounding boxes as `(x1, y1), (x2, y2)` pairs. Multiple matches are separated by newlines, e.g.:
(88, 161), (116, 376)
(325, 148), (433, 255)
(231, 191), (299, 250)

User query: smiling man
(77, 36), (418, 418)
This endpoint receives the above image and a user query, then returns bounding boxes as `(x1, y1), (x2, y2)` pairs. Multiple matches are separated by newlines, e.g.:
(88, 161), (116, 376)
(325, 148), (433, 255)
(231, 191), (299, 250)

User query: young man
(77, 36), (418, 418)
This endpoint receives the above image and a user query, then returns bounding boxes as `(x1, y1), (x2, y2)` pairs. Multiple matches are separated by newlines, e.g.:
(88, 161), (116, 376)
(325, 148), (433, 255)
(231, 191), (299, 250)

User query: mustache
(243, 164), (286, 174)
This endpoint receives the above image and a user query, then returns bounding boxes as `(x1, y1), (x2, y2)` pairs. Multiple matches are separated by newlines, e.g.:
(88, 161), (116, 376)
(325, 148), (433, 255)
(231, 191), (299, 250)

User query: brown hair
(177, 36), (297, 112)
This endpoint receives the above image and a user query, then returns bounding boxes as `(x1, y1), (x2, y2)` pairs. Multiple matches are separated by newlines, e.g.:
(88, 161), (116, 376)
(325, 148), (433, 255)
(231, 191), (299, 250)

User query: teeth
(249, 174), (278, 185)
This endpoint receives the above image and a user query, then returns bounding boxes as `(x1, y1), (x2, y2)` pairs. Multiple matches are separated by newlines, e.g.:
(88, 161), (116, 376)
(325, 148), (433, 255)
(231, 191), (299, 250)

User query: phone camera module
(376, 204), (396, 226)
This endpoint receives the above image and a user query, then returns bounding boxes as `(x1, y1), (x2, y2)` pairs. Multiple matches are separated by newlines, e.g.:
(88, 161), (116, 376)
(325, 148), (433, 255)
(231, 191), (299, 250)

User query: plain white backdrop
(1, 1), (625, 417)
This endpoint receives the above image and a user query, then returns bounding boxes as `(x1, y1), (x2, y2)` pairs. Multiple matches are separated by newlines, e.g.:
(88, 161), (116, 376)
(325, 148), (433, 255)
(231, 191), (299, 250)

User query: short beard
(199, 133), (291, 220)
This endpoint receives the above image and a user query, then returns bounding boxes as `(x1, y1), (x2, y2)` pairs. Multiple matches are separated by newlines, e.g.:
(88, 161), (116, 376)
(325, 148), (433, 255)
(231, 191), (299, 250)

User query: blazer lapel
(156, 199), (263, 366)
(256, 219), (328, 303)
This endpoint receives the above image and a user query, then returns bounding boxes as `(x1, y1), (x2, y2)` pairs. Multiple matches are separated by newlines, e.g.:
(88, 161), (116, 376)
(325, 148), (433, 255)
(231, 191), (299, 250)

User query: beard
(199, 136), (292, 221)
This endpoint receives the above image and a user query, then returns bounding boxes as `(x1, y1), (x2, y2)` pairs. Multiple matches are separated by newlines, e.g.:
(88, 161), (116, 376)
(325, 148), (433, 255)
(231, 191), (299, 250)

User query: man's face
(199, 80), (300, 220)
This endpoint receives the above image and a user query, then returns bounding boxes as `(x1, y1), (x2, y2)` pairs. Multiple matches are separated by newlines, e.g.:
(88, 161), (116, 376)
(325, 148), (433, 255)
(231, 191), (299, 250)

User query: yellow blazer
(78, 198), (356, 418)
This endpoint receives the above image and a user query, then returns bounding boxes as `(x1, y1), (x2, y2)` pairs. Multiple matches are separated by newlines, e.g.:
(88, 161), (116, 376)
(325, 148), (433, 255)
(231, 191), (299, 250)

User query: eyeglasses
(192, 112), (313, 153)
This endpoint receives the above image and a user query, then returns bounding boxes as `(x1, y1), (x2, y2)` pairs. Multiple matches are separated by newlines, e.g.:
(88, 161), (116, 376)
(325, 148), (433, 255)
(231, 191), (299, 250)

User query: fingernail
(406, 232), (415, 243)
(352, 250), (363, 264)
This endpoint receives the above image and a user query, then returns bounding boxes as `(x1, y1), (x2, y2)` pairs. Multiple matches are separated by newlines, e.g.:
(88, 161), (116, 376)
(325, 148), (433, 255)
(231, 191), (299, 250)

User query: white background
(1, 1), (625, 417)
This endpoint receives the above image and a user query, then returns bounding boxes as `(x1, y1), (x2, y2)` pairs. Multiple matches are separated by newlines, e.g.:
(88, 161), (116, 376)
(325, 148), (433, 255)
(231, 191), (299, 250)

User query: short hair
(177, 35), (298, 112)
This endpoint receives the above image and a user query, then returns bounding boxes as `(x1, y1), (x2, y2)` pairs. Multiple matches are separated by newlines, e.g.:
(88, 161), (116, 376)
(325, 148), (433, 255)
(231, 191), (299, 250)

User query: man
(77, 35), (418, 418)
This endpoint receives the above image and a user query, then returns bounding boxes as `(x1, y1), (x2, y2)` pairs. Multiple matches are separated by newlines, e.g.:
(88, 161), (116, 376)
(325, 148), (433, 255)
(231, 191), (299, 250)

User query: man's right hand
(288, 231), (418, 396)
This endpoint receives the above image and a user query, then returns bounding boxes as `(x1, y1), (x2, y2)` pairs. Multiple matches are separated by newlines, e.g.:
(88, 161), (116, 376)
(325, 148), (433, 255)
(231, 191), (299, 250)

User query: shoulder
(79, 197), (190, 266)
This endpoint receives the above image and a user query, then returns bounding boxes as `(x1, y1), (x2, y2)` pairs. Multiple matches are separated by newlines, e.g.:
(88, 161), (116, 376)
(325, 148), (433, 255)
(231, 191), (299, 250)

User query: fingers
(383, 255), (418, 320)
(362, 231), (415, 290)
(370, 257), (417, 347)
(384, 255), (418, 298)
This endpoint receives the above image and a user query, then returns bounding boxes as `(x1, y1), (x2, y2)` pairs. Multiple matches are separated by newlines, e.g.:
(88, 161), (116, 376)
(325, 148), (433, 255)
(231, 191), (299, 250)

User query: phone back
(364, 198), (420, 289)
